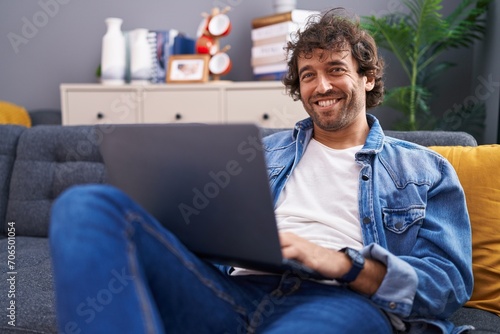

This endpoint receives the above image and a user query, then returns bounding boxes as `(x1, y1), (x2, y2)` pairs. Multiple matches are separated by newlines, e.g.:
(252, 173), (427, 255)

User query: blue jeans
(49, 185), (392, 334)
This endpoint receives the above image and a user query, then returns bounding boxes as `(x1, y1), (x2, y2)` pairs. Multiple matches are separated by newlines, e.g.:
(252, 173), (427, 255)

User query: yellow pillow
(0, 100), (31, 127)
(430, 145), (500, 316)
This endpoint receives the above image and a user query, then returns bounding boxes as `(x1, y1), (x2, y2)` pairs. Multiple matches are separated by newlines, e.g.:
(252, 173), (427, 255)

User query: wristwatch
(337, 247), (365, 284)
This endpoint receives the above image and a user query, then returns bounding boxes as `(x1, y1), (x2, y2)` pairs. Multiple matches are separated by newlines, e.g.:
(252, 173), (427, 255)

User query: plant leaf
(419, 61), (456, 87)
(436, 0), (492, 51)
(403, 0), (447, 46)
(361, 15), (413, 78)
(383, 85), (431, 116)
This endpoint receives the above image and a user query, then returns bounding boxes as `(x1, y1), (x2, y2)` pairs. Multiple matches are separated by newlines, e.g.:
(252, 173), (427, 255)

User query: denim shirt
(263, 114), (473, 333)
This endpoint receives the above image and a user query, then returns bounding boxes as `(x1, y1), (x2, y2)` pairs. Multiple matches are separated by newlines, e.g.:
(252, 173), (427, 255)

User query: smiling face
(298, 47), (375, 133)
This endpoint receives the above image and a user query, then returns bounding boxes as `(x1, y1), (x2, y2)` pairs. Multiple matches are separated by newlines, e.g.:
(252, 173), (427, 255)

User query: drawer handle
(175, 113), (182, 120)
(262, 113), (270, 120)
(96, 112), (104, 119)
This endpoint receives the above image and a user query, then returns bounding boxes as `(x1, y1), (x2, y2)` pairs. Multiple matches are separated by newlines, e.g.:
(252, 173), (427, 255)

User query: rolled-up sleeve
(361, 243), (418, 317)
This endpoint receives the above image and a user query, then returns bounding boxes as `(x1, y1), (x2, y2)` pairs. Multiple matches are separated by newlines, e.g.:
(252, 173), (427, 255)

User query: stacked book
(251, 9), (319, 81)
(148, 30), (195, 83)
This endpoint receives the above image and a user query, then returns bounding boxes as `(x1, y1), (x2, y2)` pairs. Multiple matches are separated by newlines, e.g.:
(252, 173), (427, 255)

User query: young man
(50, 9), (473, 334)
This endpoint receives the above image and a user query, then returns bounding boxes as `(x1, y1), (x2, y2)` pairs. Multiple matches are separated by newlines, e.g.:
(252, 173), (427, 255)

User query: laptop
(98, 123), (327, 280)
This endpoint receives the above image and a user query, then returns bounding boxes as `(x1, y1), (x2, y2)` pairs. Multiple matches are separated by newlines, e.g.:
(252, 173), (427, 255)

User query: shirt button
(395, 222), (404, 229)
(362, 175), (369, 181)
(389, 302), (397, 309)
(363, 217), (371, 224)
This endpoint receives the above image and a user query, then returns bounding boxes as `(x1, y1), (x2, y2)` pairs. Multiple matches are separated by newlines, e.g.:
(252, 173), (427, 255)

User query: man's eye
(330, 68), (346, 75)
(301, 73), (313, 80)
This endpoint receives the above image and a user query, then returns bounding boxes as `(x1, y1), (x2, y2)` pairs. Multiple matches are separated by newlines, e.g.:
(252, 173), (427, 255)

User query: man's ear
(365, 75), (375, 92)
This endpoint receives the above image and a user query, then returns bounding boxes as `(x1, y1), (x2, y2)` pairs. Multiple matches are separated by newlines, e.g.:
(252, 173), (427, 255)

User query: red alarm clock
(208, 13), (231, 37)
(209, 52), (232, 76)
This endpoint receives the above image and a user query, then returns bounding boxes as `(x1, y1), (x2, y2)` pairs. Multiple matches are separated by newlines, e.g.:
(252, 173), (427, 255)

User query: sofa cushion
(0, 236), (56, 333)
(0, 126), (26, 236)
(430, 145), (500, 317)
(450, 307), (500, 333)
(0, 101), (31, 127)
(6, 125), (106, 237)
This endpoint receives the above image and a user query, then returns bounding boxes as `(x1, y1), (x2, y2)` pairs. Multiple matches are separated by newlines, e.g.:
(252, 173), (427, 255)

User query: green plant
(361, 0), (492, 130)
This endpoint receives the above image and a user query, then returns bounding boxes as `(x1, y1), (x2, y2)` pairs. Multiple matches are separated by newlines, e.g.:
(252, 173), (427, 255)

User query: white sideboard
(60, 81), (307, 128)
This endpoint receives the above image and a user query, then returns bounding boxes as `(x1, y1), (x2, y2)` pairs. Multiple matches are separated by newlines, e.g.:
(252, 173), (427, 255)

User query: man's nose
(316, 75), (332, 94)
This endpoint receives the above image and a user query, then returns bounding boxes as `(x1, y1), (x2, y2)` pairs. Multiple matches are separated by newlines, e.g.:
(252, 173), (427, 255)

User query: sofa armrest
(28, 109), (62, 126)
(385, 130), (477, 146)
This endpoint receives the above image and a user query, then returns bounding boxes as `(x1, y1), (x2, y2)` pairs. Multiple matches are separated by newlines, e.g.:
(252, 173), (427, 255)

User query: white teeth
(318, 99), (338, 107)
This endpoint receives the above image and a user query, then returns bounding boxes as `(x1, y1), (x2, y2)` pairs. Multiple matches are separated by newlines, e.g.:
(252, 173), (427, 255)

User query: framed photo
(167, 54), (210, 83)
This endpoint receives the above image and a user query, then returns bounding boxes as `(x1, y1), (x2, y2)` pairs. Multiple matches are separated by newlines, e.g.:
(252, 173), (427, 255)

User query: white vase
(273, 0), (296, 13)
(101, 17), (126, 85)
(130, 28), (153, 84)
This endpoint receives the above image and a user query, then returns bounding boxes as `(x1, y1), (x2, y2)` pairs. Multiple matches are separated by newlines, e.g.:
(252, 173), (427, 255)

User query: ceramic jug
(101, 17), (126, 84)
(130, 28), (153, 83)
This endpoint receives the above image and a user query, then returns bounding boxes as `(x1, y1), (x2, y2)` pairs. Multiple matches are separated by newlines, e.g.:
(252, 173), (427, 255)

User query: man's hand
(279, 232), (350, 278)
(279, 232), (387, 295)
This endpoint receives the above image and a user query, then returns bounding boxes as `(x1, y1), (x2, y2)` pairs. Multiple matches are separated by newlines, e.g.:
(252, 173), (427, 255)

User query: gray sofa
(1, 124), (499, 334)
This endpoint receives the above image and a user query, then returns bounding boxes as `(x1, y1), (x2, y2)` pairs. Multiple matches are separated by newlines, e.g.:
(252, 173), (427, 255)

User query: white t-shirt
(275, 139), (363, 251)
(231, 139), (363, 276)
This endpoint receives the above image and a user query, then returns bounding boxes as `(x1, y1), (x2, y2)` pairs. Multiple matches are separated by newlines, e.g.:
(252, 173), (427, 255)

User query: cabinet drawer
(226, 88), (306, 128)
(143, 90), (221, 123)
(64, 91), (139, 125)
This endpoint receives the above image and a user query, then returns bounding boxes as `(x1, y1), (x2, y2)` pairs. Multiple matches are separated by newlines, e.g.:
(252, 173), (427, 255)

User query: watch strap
(337, 247), (365, 284)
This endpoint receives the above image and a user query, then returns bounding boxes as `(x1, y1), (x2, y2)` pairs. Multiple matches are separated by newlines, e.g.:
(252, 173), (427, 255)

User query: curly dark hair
(283, 8), (385, 109)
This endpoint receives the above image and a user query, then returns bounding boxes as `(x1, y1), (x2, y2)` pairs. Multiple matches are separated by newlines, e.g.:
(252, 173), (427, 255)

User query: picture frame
(167, 54), (210, 83)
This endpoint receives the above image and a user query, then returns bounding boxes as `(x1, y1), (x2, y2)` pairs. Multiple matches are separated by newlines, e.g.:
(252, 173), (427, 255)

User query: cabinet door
(143, 90), (221, 123)
(65, 91), (139, 125)
(226, 88), (307, 128)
